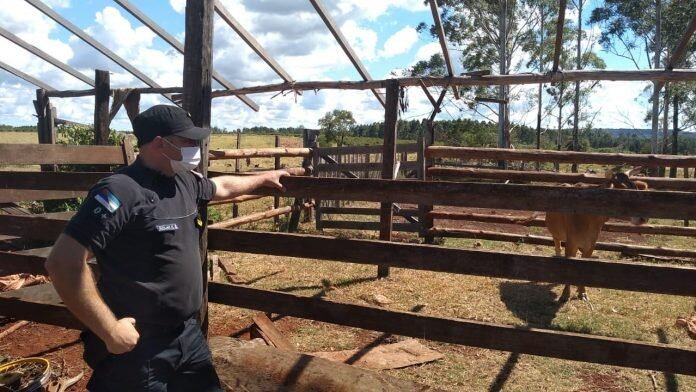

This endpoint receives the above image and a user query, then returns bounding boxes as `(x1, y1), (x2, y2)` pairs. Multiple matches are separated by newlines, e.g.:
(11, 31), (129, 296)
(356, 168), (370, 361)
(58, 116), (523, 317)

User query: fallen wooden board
(251, 313), (294, 351)
(209, 336), (443, 392)
(310, 339), (443, 370)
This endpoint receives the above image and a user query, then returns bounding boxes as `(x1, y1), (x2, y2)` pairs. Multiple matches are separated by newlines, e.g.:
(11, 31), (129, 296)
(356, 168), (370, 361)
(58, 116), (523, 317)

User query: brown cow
(545, 171), (648, 303)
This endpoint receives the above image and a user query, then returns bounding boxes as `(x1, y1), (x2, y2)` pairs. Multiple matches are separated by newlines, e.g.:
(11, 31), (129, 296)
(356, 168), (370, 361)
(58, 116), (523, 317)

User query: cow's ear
(634, 181), (648, 190)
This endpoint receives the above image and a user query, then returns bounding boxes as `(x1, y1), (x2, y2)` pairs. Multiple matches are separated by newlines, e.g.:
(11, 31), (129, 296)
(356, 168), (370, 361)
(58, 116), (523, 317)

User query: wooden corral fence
(313, 142), (420, 233)
(206, 129), (316, 232)
(421, 144), (696, 258)
(1, 177), (695, 375)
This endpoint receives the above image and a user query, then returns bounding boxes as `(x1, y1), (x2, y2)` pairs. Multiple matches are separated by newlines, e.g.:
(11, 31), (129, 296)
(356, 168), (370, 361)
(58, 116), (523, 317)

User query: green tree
(318, 109), (356, 146)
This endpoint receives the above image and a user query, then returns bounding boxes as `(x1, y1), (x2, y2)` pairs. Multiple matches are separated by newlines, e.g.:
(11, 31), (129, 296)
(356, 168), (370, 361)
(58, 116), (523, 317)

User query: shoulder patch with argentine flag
(94, 188), (121, 213)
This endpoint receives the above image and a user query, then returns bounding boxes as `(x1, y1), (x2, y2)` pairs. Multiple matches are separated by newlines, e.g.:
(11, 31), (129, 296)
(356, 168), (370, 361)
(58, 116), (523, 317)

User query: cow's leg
(559, 242), (579, 303)
(553, 239), (562, 257)
(576, 246), (596, 302)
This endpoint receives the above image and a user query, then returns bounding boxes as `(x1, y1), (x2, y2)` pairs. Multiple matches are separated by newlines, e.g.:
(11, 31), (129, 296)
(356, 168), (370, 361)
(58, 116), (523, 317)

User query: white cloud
(414, 42), (441, 62)
(169, 0), (185, 14)
(379, 26), (418, 58)
(342, 20), (378, 60)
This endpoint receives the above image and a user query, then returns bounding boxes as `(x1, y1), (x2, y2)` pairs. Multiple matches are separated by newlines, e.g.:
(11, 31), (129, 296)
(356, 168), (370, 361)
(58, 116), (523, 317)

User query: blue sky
(0, 0), (666, 131)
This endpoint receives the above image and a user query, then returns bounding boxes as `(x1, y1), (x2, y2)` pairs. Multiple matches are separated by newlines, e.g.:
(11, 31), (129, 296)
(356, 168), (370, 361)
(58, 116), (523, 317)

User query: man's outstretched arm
(210, 170), (288, 201)
(46, 234), (139, 354)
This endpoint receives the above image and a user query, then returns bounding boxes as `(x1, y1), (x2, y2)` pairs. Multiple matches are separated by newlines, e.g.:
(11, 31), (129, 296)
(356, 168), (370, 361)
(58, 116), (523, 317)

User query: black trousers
(85, 318), (222, 391)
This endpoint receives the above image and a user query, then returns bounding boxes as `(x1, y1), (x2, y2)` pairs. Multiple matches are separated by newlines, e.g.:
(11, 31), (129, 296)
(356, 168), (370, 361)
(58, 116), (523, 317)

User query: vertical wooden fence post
(274, 135), (281, 225)
(378, 79), (399, 279)
(183, 0), (214, 334)
(94, 69), (110, 146)
(302, 129), (315, 223)
(35, 89), (58, 211)
(313, 141), (322, 230)
(232, 129), (241, 218)
(422, 122), (435, 244)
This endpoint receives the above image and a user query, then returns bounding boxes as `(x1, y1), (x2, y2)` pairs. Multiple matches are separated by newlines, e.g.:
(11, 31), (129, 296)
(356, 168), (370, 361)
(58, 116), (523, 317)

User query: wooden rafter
(0, 26), (94, 86)
(308, 0), (386, 107)
(213, 0), (293, 84)
(25, 0), (174, 102)
(428, 0), (459, 99)
(112, 0), (258, 111)
(0, 60), (55, 91)
(552, 0), (567, 72)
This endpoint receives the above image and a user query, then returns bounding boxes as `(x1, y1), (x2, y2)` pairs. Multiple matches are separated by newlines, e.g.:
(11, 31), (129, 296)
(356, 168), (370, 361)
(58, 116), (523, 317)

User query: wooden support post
(94, 70), (111, 146)
(232, 129), (241, 218)
(313, 142), (322, 230)
(123, 91), (140, 125)
(302, 129), (315, 223)
(378, 79), (399, 278)
(183, 0), (214, 333)
(274, 135), (281, 225)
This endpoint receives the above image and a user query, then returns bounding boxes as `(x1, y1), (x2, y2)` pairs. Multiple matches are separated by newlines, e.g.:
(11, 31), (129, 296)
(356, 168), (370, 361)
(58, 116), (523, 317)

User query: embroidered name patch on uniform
(156, 224), (179, 232)
(94, 189), (121, 213)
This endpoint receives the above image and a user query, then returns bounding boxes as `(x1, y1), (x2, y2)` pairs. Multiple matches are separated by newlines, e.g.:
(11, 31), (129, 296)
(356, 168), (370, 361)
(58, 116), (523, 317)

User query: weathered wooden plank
(0, 283), (81, 329)
(426, 146), (696, 167)
(0, 26), (93, 86)
(251, 313), (294, 351)
(308, 0), (386, 107)
(0, 60), (55, 91)
(113, 0), (258, 111)
(0, 144), (125, 165)
(429, 211), (696, 237)
(249, 177), (696, 220)
(209, 70), (696, 98)
(316, 162), (419, 173)
(428, 0), (459, 99)
(0, 252), (47, 275)
(209, 147), (311, 160)
(0, 171), (107, 191)
(429, 227), (696, 259)
(94, 70), (111, 144)
(0, 190), (85, 204)
(316, 144), (418, 156)
(214, 0), (292, 83)
(183, 0), (214, 333)
(207, 230), (696, 297)
(318, 221), (420, 232)
(209, 206), (293, 229)
(208, 283), (696, 375)
(0, 215), (67, 241)
(378, 80), (400, 278)
(429, 166), (696, 191)
(24, 0), (173, 102)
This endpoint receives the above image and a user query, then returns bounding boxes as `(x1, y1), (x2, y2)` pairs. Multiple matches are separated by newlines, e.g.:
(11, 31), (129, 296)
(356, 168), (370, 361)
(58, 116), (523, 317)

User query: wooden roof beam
(25, 0), (175, 103)
(112, 0), (259, 111)
(308, 0), (386, 107)
(428, 0), (459, 99)
(551, 0), (568, 72)
(0, 60), (55, 91)
(213, 0), (293, 84)
(0, 26), (94, 86)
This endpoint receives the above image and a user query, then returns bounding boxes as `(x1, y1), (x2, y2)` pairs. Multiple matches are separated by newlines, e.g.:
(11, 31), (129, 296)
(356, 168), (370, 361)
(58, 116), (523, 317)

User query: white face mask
(162, 138), (201, 173)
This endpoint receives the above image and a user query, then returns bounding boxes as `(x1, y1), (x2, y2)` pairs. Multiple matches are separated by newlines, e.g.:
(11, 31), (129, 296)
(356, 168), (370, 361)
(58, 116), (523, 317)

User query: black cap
(132, 105), (210, 146)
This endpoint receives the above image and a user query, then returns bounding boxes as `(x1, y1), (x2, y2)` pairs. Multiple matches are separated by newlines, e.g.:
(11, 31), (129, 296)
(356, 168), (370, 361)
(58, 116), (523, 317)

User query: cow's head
(608, 169), (649, 225)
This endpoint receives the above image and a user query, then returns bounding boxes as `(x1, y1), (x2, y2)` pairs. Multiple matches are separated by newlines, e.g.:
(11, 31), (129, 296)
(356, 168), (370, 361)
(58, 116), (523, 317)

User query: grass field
(2, 130), (695, 391)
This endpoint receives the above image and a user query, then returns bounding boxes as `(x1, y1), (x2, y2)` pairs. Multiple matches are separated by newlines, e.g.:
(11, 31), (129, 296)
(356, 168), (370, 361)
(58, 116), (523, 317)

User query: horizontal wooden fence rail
(321, 206), (420, 219)
(316, 143), (419, 155)
(208, 167), (311, 177)
(207, 229), (696, 296)
(0, 215), (68, 242)
(0, 252), (48, 275)
(208, 194), (267, 206)
(207, 283), (696, 376)
(316, 161), (419, 173)
(426, 146), (696, 167)
(209, 147), (311, 160)
(0, 171), (110, 191)
(0, 284), (82, 329)
(0, 190), (85, 204)
(317, 220), (420, 232)
(209, 202), (313, 229)
(0, 144), (126, 165)
(429, 211), (696, 237)
(429, 166), (696, 191)
(251, 177), (696, 220)
(429, 227), (696, 259)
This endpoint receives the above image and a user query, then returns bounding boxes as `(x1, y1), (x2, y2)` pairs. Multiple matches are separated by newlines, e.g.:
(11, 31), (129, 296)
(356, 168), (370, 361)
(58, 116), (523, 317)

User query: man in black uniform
(46, 105), (288, 391)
